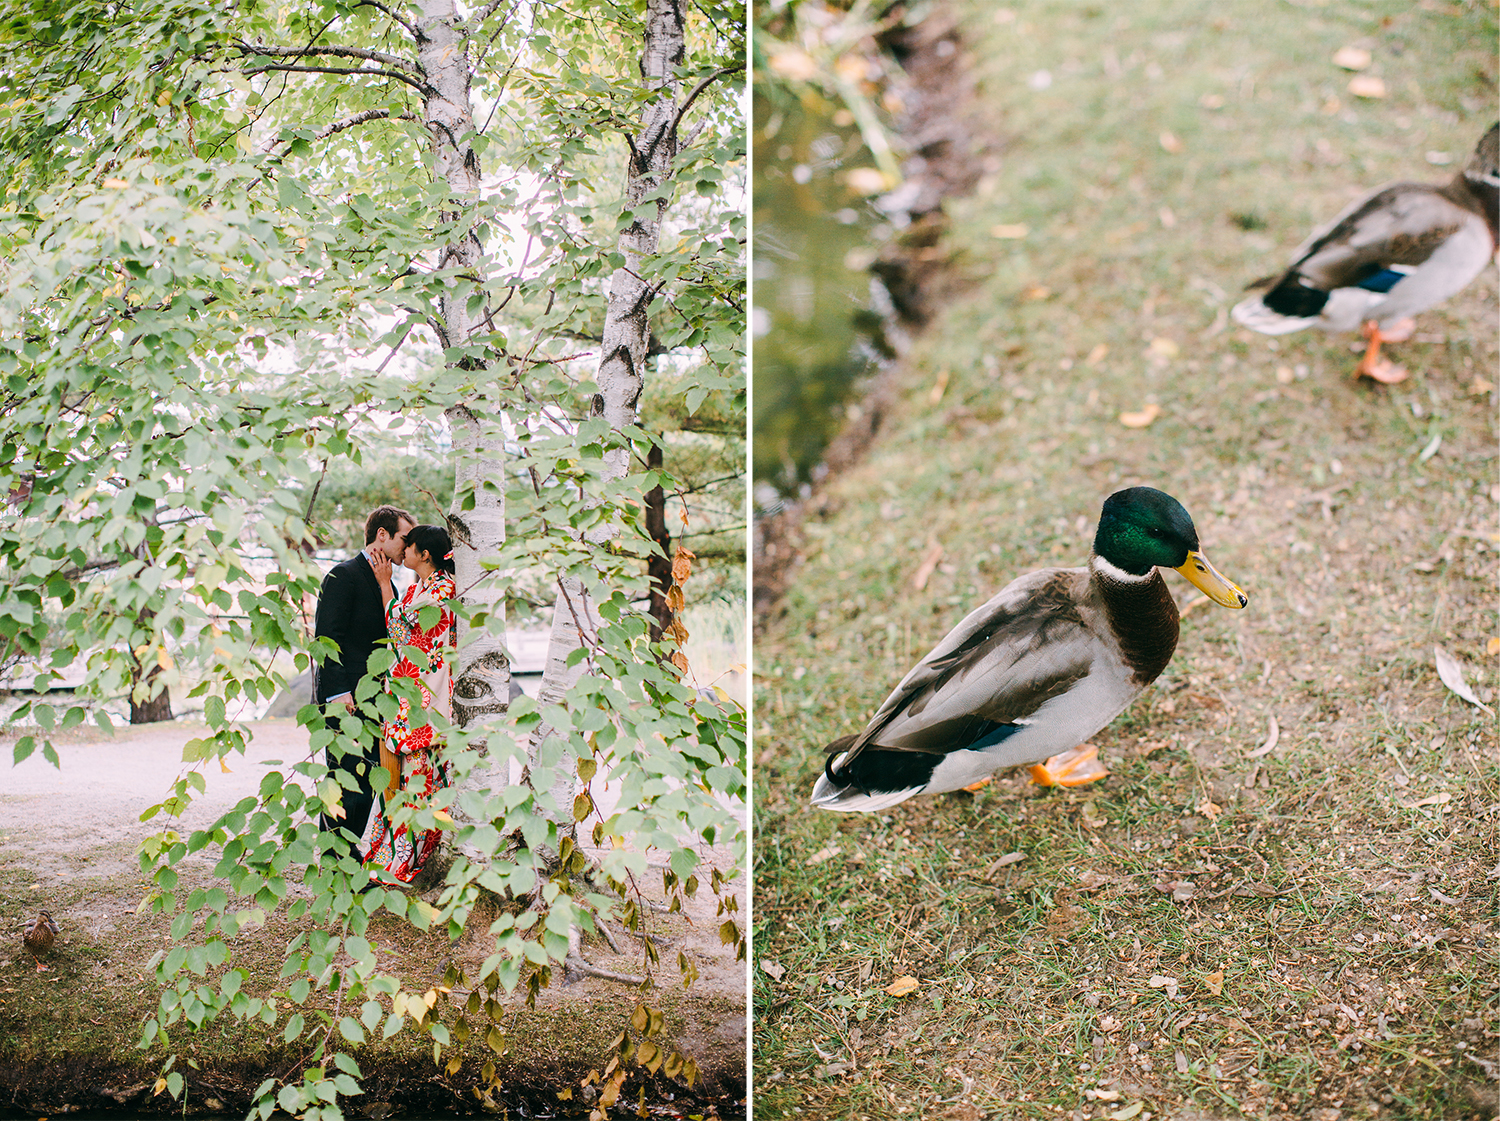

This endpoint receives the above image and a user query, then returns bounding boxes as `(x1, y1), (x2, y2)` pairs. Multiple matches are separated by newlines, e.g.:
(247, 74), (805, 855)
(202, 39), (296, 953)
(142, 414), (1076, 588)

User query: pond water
(752, 88), (890, 506)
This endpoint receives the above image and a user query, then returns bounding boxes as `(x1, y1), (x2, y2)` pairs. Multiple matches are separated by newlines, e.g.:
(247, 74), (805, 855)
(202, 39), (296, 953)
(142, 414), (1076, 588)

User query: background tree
(0, 0), (745, 1112)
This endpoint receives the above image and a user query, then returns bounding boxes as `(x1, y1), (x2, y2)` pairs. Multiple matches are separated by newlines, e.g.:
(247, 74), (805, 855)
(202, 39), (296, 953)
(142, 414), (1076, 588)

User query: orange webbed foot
(1355, 320), (1411, 383)
(1029, 744), (1109, 787)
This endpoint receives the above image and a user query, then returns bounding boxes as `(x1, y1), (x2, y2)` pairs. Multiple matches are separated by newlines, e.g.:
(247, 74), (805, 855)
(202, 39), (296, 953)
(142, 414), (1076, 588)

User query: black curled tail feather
(1263, 277), (1330, 318)
(822, 733), (861, 786)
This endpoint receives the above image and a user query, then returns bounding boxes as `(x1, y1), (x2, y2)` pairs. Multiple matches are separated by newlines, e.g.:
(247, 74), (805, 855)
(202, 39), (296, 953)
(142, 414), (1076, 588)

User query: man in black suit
(313, 504), (415, 857)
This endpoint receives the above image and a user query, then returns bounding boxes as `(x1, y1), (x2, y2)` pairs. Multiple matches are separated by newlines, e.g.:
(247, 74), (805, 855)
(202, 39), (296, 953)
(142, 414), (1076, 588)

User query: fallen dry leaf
(1434, 645), (1495, 716)
(1402, 791), (1453, 810)
(984, 852), (1026, 878)
(1148, 336), (1180, 358)
(807, 845), (842, 866)
(1488, 637), (1500, 656)
(910, 540), (944, 591)
(1347, 74), (1386, 98)
(928, 368), (950, 405)
(1119, 403), (1162, 429)
(1331, 45), (1372, 70)
(1149, 974), (1181, 998)
(990, 223), (1029, 239)
(1198, 799), (1222, 821)
(885, 975), (919, 997)
(1159, 131), (1184, 154)
(1110, 1103), (1145, 1121)
(760, 960), (786, 981)
(1086, 343), (1109, 366)
(1076, 869), (1115, 891)
(1201, 970), (1225, 996)
(1246, 715), (1279, 759)
(1156, 878), (1196, 903)
(1022, 283), (1051, 300)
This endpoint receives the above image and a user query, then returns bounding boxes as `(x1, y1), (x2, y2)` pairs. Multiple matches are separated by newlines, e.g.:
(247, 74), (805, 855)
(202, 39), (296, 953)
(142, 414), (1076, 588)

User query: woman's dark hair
(405, 524), (455, 575)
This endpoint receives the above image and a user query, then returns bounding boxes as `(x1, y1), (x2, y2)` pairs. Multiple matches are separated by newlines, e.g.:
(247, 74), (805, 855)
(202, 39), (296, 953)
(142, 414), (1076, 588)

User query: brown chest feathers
(1095, 568), (1180, 685)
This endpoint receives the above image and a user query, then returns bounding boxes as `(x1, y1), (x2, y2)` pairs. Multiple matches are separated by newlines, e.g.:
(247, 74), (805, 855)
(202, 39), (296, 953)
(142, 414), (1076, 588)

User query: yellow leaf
(153, 1077), (168, 1096)
(318, 779), (345, 819)
(1119, 403), (1162, 429)
(1110, 1103), (1145, 1121)
(1148, 336), (1180, 358)
(219, 757), (232, 774)
(103, 177), (130, 189)
(157, 648), (174, 671)
(1159, 131), (1184, 154)
(1347, 75), (1386, 98)
(766, 47), (819, 82)
(1201, 970), (1224, 996)
(1332, 46), (1372, 70)
(1086, 343), (1109, 366)
(990, 223), (1029, 239)
(844, 167), (890, 196)
(1487, 636), (1499, 656)
(885, 975), (919, 997)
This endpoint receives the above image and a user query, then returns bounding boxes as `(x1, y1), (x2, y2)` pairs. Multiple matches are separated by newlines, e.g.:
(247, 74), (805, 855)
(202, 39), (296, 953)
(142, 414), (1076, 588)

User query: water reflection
(752, 88), (889, 503)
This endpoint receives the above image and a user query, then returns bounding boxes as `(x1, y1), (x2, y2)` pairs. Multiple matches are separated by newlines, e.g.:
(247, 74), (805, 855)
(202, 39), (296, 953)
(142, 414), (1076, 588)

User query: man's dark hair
(364, 505), (413, 545)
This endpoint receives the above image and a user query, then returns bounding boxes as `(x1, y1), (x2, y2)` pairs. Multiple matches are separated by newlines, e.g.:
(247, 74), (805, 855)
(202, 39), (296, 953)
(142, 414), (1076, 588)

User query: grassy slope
(753, 2), (1497, 1119)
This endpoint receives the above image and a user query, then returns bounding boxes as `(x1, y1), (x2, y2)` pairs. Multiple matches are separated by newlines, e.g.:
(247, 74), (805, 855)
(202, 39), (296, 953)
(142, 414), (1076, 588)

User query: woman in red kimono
(360, 523), (457, 884)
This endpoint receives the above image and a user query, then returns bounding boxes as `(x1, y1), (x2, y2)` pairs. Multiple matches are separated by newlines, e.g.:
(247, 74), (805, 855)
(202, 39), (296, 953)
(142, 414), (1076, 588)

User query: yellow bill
(1176, 550), (1248, 609)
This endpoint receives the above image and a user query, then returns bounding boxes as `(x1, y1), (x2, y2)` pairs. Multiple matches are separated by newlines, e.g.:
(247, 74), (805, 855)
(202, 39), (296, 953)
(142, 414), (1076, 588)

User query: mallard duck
(1231, 123), (1499, 383)
(21, 911), (60, 971)
(809, 487), (1248, 812)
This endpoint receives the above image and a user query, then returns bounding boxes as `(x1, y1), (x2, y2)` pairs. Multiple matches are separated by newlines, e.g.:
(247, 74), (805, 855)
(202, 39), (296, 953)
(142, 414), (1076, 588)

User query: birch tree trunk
(523, 0), (688, 830)
(414, 3), (511, 810)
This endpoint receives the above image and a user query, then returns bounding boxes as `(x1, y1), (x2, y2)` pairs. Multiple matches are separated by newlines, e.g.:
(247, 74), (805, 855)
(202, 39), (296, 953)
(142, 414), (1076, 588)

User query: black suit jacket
(312, 552), (390, 705)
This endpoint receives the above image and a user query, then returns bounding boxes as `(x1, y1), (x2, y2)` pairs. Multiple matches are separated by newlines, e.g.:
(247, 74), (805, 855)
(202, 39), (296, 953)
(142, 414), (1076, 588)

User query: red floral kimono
(360, 570), (456, 883)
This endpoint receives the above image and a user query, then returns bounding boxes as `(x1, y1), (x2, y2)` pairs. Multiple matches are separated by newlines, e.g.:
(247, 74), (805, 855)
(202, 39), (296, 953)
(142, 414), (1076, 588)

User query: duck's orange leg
(1355, 319), (1411, 384)
(1029, 744), (1109, 787)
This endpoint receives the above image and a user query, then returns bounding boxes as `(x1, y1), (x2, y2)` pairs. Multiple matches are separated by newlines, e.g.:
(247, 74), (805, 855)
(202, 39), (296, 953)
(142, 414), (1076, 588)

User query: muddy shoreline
(752, 2), (990, 622)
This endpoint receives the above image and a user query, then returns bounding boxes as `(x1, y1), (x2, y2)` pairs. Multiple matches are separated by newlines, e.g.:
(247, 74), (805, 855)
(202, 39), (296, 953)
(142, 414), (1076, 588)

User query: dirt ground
(0, 718), (746, 1116)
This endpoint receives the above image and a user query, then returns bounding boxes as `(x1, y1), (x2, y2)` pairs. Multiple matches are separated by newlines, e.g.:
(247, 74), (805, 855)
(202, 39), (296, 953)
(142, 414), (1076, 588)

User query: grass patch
(752, 2), (1497, 1119)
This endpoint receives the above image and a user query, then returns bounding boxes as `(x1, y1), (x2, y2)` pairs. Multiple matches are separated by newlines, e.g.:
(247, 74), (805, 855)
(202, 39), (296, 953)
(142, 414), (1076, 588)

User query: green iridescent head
(1094, 487), (1248, 608)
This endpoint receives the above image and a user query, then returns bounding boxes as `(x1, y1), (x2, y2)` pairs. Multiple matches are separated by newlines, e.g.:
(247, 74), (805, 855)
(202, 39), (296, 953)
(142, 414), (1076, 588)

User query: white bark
(414, 3), (511, 825)
(523, 0), (689, 826)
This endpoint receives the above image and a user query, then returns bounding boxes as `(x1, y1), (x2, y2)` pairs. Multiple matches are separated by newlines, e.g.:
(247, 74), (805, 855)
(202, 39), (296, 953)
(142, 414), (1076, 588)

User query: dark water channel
(752, 88), (890, 506)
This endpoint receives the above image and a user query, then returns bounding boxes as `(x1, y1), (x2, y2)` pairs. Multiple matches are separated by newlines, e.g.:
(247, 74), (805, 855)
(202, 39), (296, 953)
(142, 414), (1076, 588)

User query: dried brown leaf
(1435, 645), (1495, 715)
(1119, 403), (1162, 429)
(1331, 45), (1372, 70)
(885, 975), (919, 997)
(910, 540), (944, 591)
(1347, 74), (1386, 98)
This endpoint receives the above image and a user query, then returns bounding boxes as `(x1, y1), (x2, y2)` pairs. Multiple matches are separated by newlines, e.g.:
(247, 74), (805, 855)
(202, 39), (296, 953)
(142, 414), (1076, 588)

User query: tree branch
(354, 0), (418, 36)
(243, 62), (430, 96)
(666, 64), (744, 148)
(264, 108), (418, 154)
(233, 39), (418, 74)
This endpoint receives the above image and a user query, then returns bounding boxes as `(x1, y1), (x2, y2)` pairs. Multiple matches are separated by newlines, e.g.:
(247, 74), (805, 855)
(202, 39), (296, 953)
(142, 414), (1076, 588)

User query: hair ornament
(444, 550), (454, 560)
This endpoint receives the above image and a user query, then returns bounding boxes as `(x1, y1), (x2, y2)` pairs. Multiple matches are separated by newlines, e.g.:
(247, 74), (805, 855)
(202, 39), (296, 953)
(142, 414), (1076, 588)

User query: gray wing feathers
(852, 567), (1100, 753)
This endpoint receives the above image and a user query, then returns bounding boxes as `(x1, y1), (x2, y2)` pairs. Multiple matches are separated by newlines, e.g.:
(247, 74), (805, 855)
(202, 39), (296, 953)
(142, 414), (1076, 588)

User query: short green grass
(752, 2), (1497, 1119)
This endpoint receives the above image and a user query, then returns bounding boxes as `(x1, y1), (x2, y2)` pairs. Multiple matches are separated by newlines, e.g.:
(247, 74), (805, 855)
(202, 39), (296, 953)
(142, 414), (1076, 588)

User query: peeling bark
(413, 0), (510, 730)
(524, 0), (692, 830)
